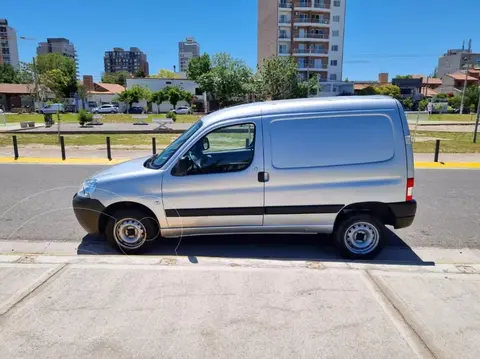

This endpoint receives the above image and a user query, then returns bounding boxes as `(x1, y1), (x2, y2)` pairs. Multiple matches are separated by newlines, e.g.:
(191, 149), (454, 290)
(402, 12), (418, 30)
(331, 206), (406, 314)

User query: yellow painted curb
(415, 162), (480, 169)
(0, 157), (480, 169)
(0, 157), (127, 165)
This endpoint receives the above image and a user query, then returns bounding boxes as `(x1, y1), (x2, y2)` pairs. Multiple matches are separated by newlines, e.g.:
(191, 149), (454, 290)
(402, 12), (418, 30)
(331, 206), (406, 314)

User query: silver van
(73, 96), (416, 259)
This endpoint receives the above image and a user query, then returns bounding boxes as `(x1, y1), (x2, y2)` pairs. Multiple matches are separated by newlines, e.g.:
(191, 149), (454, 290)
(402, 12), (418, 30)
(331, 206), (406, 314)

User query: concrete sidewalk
(1, 254), (480, 359)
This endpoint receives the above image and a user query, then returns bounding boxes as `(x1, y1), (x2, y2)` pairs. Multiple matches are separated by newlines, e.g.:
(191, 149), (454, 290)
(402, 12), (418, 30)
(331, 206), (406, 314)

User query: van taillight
(406, 178), (414, 201)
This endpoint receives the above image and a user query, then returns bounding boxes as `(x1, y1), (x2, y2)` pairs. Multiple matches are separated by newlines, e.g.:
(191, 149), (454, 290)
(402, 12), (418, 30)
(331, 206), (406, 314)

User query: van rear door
(261, 110), (407, 233)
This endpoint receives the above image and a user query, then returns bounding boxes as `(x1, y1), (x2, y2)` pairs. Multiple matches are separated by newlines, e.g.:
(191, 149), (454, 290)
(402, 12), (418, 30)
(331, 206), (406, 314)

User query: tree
(186, 53), (211, 81)
(115, 85), (151, 110)
(464, 85), (480, 113)
(135, 69), (146, 78)
(255, 56), (319, 100)
(195, 53), (253, 107)
(179, 89), (194, 106)
(358, 86), (377, 95)
(16, 62), (34, 84)
(448, 95), (462, 109)
(151, 90), (169, 113)
(151, 69), (180, 79)
(402, 97), (413, 110)
(41, 69), (69, 100)
(101, 71), (130, 85)
(375, 84), (401, 99)
(167, 87), (182, 109)
(418, 99), (428, 111)
(36, 53), (76, 98)
(77, 83), (88, 110)
(395, 75), (413, 79)
(0, 64), (19, 83)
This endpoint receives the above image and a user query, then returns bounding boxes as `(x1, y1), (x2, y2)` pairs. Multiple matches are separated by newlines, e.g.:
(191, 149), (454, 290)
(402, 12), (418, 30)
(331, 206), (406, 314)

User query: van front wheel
(105, 209), (159, 254)
(334, 214), (386, 259)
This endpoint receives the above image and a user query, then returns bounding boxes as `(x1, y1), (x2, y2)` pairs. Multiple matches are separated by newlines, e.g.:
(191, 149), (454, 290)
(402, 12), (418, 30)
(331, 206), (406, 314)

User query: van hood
(91, 156), (154, 181)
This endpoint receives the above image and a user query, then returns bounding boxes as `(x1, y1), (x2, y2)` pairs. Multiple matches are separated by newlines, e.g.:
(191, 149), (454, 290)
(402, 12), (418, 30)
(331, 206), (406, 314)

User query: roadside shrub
(77, 110), (92, 126)
(470, 104), (476, 113)
(43, 113), (53, 124)
(418, 99), (428, 111)
(166, 111), (177, 122)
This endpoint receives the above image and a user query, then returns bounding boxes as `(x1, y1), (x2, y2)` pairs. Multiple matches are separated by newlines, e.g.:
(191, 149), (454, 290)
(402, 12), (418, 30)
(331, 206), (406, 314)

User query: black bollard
(12, 135), (18, 160)
(60, 136), (66, 160)
(106, 137), (112, 161)
(434, 139), (440, 162)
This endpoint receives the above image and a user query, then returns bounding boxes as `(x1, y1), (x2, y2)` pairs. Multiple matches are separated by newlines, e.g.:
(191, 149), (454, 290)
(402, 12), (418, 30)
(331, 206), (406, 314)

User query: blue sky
(3, 0), (480, 81)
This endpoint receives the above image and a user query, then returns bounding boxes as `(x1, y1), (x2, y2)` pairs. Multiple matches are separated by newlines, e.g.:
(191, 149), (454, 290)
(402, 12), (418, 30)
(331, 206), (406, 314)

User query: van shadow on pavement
(77, 229), (433, 266)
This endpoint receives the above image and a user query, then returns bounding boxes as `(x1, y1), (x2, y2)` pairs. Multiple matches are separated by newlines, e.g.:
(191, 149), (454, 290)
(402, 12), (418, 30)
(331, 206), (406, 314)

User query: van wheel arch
(334, 202), (395, 229)
(99, 201), (160, 235)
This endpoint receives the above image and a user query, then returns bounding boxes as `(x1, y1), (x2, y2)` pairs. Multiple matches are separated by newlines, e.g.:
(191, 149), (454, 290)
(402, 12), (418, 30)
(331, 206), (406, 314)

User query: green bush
(470, 104), (476, 113)
(78, 110), (92, 126)
(43, 113), (53, 124)
(418, 99), (428, 111)
(166, 111), (177, 122)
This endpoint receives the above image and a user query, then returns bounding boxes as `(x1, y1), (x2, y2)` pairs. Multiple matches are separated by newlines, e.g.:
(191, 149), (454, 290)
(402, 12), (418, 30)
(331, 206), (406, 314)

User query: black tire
(105, 208), (160, 254)
(333, 214), (386, 260)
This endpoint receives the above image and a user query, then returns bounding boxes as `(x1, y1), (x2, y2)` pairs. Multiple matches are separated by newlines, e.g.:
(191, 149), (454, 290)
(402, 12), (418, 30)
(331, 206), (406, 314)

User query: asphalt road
(0, 164), (479, 250)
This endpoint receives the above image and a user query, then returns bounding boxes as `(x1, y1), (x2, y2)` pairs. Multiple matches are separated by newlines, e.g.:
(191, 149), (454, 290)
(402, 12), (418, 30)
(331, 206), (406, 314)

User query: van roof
(202, 96), (399, 126)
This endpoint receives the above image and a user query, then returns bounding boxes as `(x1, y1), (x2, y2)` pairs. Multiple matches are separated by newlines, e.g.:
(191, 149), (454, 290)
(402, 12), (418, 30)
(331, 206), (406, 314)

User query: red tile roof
(354, 82), (378, 90)
(423, 77), (442, 85)
(446, 72), (479, 81)
(422, 87), (438, 97)
(0, 83), (35, 94)
(95, 83), (125, 94)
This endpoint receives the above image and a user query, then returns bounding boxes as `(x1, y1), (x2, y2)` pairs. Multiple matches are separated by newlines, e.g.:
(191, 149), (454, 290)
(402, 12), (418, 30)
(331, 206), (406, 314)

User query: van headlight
(79, 179), (97, 198)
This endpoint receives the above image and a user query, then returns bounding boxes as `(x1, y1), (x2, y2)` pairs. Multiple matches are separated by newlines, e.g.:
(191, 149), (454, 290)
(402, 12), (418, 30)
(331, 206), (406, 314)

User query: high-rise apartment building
(179, 37), (200, 72)
(258, 0), (348, 96)
(104, 47), (149, 76)
(37, 38), (78, 76)
(0, 19), (19, 69)
(437, 43), (480, 79)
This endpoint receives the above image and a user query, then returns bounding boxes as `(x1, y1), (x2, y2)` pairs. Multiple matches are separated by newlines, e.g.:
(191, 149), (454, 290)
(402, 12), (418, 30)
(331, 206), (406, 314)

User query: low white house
(126, 78), (205, 113)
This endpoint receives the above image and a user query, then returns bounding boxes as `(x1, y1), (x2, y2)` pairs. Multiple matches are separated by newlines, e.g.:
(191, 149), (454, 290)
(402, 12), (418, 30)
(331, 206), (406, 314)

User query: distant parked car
(92, 104), (119, 114)
(126, 106), (145, 114)
(40, 103), (65, 114)
(172, 106), (191, 115)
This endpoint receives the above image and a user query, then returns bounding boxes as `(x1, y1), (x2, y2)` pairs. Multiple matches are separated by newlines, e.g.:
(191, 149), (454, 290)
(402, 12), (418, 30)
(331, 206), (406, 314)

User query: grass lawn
(413, 131), (480, 153)
(0, 133), (178, 147)
(427, 114), (476, 122)
(4, 113), (202, 124)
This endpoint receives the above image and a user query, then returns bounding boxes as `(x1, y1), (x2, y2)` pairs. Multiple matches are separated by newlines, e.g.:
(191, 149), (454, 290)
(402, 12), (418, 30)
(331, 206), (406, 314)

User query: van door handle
(258, 172), (269, 182)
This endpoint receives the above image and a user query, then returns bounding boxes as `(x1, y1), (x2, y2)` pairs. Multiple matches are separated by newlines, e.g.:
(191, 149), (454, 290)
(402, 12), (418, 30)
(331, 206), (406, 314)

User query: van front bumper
(72, 194), (105, 234)
(388, 200), (417, 229)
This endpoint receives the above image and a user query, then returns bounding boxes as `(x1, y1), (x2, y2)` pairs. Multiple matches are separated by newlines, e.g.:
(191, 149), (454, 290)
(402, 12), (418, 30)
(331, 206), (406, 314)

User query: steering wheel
(187, 151), (202, 169)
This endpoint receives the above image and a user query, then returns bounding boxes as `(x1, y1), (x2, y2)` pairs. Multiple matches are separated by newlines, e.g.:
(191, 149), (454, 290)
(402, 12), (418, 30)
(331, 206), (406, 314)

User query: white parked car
(172, 106), (191, 115)
(93, 104), (119, 114)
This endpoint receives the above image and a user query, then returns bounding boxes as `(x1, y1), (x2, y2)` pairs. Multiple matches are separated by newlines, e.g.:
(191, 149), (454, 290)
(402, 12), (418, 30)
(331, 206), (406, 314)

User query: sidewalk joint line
(361, 270), (437, 359)
(0, 263), (67, 317)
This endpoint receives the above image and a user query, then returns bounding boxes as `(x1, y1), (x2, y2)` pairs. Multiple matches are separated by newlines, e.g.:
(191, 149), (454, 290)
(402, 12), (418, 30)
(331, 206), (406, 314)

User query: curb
(0, 157), (480, 168)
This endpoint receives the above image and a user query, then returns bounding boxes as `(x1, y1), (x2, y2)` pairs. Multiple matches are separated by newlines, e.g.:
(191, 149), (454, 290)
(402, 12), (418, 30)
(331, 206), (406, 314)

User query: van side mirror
(202, 137), (210, 151)
(172, 156), (190, 176)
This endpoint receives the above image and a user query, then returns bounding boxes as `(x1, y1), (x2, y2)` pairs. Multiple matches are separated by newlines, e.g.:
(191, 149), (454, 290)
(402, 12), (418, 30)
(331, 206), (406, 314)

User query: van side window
(173, 123), (255, 176)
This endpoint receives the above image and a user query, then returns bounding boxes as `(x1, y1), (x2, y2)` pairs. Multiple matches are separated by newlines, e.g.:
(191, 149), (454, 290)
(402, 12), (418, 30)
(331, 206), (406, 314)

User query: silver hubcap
(344, 222), (379, 255)
(114, 218), (147, 250)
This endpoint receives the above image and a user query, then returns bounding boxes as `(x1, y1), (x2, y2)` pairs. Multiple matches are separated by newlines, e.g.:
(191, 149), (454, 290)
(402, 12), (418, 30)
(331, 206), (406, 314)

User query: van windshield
(145, 120), (203, 169)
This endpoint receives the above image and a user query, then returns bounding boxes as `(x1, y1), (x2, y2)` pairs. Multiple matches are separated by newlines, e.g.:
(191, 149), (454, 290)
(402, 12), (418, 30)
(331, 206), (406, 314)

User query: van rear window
(269, 115), (395, 169)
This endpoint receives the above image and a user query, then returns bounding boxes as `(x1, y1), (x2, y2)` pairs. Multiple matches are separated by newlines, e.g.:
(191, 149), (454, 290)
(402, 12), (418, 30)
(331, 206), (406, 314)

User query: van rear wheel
(334, 214), (385, 259)
(105, 209), (160, 254)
